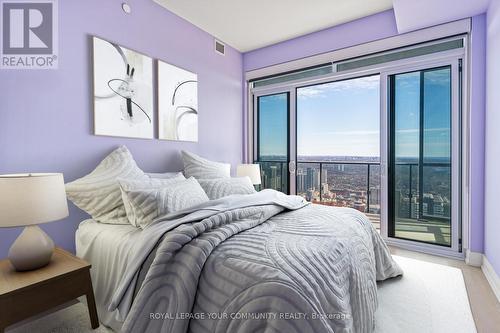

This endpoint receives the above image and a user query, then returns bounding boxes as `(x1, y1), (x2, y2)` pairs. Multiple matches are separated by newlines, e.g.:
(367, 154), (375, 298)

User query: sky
(297, 75), (380, 157)
(258, 68), (451, 160)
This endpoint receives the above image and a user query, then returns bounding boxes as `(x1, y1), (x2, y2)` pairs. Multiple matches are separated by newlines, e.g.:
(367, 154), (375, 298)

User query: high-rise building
(321, 183), (329, 195)
(321, 168), (328, 184)
(270, 165), (278, 190)
(297, 171), (306, 193)
(433, 195), (445, 217)
(410, 196), (419, 219)
(306, 167), (315, 191)
(423, 193), (434, 216)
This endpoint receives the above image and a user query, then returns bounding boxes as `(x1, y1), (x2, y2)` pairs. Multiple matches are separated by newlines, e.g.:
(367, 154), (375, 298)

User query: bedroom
(0, 0), (499, 332)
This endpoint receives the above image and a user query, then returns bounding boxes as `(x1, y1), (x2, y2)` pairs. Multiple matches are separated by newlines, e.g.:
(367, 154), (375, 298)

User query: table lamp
(236, 164), (262, 190)
(0, 173), (69, 271)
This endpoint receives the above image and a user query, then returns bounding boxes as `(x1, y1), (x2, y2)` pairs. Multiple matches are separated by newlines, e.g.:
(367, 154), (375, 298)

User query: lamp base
(8, 225), (54, 271)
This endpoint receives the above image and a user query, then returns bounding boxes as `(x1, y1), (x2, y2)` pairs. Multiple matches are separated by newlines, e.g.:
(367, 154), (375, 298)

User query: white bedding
(75, 219), (143, 332)
(76, 190), (401, 333)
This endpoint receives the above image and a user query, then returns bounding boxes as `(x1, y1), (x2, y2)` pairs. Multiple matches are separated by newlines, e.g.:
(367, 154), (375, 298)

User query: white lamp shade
(236, 164), (261, 185)
(0, 173), (69, 228)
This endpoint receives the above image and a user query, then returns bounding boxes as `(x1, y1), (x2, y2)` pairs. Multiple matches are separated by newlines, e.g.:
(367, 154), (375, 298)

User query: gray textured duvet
(109, 190), (402, 333)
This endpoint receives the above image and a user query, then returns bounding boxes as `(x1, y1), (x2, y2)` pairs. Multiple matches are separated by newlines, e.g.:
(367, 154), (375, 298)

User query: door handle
(289, 161), (296, 174)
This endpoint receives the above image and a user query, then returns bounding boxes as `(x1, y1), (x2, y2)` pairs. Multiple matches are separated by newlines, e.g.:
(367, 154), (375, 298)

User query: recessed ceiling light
(122, 3), (131, 14)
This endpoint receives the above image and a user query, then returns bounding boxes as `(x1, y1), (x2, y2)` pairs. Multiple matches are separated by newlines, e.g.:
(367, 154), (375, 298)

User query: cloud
(307, 129), (379, 137)
(298, 75), (379, 99)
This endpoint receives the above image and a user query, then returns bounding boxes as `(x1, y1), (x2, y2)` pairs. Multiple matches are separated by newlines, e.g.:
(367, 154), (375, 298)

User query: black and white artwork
(158, 60), (198, 142)
(92, 36), (153, 139)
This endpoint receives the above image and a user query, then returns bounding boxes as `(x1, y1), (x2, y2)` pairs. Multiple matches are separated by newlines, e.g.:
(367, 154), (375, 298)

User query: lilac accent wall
(0, 0), (243, 257)
(243, 10), (487, 253)
(470, 14), (487, 254)
(485, 0), (500, 275)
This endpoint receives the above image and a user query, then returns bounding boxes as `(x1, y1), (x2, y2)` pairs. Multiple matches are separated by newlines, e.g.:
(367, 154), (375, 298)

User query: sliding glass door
(387, 64), (460, 250)
(295, 75), (381, 226)
(251, 42), (464, 255)
(255, 92), (290, 193)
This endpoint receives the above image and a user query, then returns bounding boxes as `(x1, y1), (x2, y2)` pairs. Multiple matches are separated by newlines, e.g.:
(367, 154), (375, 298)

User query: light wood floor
(390, 247), (500, 333)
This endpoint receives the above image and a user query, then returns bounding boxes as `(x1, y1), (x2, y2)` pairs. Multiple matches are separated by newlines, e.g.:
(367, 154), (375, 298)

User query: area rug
(375, 255), (476, 333)
(8, 255), (476, 333)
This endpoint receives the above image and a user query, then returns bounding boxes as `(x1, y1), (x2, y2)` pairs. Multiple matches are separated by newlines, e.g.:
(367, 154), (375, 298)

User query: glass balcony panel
(391, 66), (452, 247)
(368, 164), (381, 215)
(258, 161), (288, 193)
(296, 163), (321, 202)
(296, 162), (379, 218)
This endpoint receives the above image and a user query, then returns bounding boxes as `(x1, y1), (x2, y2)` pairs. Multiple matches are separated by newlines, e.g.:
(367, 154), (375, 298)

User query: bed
(76, 190), (402, 333)
(75, 219), (148, 331)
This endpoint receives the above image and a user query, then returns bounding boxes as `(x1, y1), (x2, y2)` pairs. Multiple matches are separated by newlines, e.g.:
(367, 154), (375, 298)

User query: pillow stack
(181, 151), (230, 179)
(197, 177), (256, 200)
(65, 146), (149, 224)
(181, 151), (256, 199)
(65, 148), (258, 229)
(119, 175), (210, 228)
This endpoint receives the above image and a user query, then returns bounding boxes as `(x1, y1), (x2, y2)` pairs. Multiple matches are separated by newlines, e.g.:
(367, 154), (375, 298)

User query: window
(296, 75), (381, 216)
(250, 36), (464, 255)
(389, 67), (452, 246)
(256, 93), (289, 193)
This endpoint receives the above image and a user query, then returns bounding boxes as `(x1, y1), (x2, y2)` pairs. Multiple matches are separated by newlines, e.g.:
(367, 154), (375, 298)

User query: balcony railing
(297, 161), (380, 214)
(257, 160), (289, 194)
(393, 162), (451, 222)
(256, 159), (451, 238)
(256, 160), (381, 215)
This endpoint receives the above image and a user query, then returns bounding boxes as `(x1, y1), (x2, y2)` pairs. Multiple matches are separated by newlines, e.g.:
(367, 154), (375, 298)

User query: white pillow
(120, 177), (209, 228)
(118, 175), (186, 227)
(181, 151), (230, 179)
(198, 177), (256, 200)
(65, 146), (148, 224)
(147, 172), (185, 179)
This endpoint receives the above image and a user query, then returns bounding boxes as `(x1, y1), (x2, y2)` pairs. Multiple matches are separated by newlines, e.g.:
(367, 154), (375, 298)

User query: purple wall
(243, 10), (487, 253)
(485, 0), (500, 275)
(470, 15), (487, 254)
(0, 0), (243, 257)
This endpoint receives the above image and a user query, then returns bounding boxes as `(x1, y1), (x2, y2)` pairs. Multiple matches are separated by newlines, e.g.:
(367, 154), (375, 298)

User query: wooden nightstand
(0, 247), (99, 332)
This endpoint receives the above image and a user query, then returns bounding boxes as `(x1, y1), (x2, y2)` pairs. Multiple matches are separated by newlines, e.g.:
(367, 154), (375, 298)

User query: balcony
(393, 162), (452, 246)
(296, 161), (380, 215)
(257, 160), (451, 245)
(258, 160), (381, 226)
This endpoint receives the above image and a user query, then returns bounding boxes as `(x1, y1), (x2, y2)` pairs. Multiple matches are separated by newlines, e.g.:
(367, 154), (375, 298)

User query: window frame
(248, 37), (468, 258)
(254, 91), (291, 194)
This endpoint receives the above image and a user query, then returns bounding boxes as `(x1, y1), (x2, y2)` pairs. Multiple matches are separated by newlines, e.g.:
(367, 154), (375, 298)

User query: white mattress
(76, 219), (143, 332)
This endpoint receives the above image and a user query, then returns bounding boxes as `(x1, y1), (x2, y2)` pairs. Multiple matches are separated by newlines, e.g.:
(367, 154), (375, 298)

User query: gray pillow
(147, 172), (185, 179)
(65, 146), (148, 224)
(118, 175), (186, 227)
(181, 151), (230, 179)
(120, 177), (209, 229)
(198, 177), (256, 200)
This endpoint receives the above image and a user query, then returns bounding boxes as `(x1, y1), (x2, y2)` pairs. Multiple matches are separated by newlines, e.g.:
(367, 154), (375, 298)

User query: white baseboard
(465, 249), (483, 267)
(481, 255), (500, 303)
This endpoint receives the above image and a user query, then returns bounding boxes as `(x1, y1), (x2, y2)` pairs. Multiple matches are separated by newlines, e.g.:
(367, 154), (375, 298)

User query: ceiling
(154, 0), (394, 52)
(393, 0), (491, 33)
